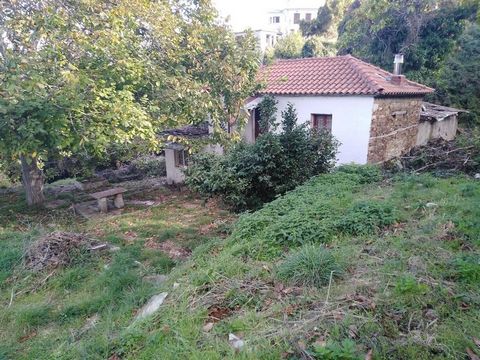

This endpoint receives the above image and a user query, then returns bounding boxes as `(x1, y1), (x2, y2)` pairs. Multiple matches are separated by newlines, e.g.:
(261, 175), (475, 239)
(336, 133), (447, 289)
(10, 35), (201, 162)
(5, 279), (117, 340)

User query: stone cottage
(162, 55), (461, 183)
(245, 55), (435, 164)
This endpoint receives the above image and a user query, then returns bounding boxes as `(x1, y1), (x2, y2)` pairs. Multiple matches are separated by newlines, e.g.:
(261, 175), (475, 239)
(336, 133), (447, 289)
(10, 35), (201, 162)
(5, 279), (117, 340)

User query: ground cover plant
(0, 166), (479, 359)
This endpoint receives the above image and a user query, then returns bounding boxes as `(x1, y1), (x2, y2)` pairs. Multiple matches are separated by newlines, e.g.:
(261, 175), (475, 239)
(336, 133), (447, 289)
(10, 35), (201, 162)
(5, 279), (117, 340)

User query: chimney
(393, 54), (404, 75)
(390, 54), (405, 85)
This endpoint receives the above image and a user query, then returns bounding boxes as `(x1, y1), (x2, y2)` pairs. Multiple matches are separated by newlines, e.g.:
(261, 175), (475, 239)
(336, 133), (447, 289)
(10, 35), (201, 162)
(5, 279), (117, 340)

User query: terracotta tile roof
(258, 55), (434, 96)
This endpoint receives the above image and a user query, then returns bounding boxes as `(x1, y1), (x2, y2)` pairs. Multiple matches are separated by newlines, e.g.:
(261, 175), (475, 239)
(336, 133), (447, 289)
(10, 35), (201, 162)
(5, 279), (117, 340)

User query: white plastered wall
(165, 148), (186, 184)
(165, 144), (224, 184)
(246, 95), (375, 164)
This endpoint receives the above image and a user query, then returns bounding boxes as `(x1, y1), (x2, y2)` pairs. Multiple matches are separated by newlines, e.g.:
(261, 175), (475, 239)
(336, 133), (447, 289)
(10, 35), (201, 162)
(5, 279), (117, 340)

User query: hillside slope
(1, 168), (479, 359)
(128, 168), (480, 359)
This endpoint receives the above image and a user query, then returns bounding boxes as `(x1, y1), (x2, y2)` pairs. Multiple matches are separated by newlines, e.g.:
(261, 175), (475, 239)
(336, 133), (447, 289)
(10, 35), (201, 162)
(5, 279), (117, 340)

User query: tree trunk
(20, 156), (45, 206)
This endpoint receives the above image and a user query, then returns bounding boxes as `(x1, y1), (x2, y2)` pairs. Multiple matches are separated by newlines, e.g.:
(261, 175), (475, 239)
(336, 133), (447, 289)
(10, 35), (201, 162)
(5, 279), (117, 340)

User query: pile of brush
(25, 231), (102, 270)
(399, 138), (479, 176)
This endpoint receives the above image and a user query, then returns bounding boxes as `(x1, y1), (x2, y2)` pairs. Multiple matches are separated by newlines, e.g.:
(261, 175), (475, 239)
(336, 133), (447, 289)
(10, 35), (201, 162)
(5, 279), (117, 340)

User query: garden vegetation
(185, 99), (339, 211)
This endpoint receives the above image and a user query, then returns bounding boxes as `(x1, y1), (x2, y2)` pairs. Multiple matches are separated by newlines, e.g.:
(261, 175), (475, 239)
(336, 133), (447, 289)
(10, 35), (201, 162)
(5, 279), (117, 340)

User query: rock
(143, 274), (168, 285)
(203, 322), (214, 332)
(173, 282), (180, 289)
(73, 314), (100, 340)
(475, 173), (480, 180)
(135, 292), (168, 320)
(426, 202), (438, 208)
(75, 177), (108, 191)
(228, 333), (244, 351)
(127, 200), (156, 206)
(424, 308), (438, 321)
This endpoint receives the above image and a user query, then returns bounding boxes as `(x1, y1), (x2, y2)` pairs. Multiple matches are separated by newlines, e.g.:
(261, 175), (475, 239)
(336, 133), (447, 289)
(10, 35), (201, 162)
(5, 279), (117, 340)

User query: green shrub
(185, 152), (249, 209)
(186, 103), (339, 211)
(312, 339), (363, 360)
(266, 216), (334, 246)
(226, 170), (384, 259)
(336, 164), (383, 184)
(276, 244), (342, 288)
(394, 275), (429, 296)
(394, 275), (429, 306)
(451, 255), (480, 284)
(130, 155), (166, 177)
(337, 201), (397, 236)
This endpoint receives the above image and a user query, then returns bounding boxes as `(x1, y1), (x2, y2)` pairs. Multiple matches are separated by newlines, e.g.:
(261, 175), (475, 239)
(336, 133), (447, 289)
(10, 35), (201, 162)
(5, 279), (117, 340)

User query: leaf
(365, 349), (373, 360)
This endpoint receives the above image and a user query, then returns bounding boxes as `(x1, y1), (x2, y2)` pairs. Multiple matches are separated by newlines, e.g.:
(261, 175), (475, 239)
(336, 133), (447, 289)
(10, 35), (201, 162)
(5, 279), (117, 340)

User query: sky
(212, 0), (324, 31)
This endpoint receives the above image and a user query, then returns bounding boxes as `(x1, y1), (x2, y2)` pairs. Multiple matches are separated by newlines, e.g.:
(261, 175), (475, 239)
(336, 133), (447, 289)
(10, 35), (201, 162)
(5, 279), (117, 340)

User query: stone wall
(367, 97), (423, 163)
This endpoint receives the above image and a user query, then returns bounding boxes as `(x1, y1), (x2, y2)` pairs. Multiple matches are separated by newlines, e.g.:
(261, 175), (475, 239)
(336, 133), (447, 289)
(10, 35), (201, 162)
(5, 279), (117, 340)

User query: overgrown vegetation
(276, 244), (343, 288)
(436, 22), (480, 124)
(0, 166), (479, 358)
(185, 101), (339, 211)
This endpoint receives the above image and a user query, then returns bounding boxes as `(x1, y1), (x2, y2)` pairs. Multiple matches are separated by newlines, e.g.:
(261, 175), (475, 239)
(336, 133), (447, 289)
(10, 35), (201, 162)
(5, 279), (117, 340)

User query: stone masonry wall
(367, 97), (423, 164)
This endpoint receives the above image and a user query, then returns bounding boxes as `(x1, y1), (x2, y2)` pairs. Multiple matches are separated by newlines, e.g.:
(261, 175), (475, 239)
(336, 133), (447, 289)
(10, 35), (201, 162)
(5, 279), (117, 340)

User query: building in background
(266, 0), (325, 36)
(234, 0), (325, 53)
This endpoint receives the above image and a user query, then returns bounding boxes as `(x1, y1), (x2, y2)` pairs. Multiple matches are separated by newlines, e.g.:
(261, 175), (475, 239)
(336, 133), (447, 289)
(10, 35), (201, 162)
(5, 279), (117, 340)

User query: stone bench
(90, 187), (126, 213)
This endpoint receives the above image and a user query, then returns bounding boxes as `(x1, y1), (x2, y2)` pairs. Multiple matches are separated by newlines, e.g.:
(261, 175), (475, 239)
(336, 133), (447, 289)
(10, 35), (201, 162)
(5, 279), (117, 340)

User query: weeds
(312, 339), (364, 360)
(450, 254), (480, 284)
(337, 201), (397, 236)
(0, 169), (479, 359)
(276, 244), (343, 288)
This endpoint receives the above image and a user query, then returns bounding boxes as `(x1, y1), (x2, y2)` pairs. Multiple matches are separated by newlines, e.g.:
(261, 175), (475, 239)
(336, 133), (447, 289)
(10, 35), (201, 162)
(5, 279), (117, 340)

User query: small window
(311, 114), (332, 132)
(271, 16), (280, 24)
(293, 13), (301, 24)
(174, 149), (188, 167)
(305, 13), (312, 21)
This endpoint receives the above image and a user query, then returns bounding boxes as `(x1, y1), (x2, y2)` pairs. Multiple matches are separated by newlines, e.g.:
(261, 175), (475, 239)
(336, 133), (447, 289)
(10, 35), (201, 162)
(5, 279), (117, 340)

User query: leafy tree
(301, 36), (337, 58)
(436, 23), (480, 124)
(258, 95), (278, 133)
(0, 0), (259, 205)
(337, 0), (478, 84)
(272, 32), (305, 59)
(300, 0), (353, 38)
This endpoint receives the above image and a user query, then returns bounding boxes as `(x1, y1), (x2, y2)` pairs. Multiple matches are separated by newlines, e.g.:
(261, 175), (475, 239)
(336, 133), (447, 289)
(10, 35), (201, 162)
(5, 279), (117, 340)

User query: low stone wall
(367, 97), (423, 164)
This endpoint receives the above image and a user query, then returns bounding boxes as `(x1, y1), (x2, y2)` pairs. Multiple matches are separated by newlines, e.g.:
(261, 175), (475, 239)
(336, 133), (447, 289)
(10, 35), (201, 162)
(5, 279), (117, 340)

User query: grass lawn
(0, 180), (234, 359)
(0, 168), (479, 359)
